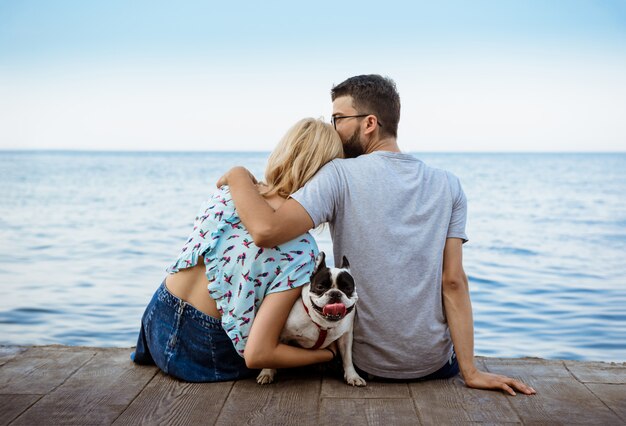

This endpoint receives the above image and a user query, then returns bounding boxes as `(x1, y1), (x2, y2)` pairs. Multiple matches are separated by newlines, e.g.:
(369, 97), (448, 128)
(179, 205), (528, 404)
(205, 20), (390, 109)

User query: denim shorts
(131, 280), (257, 382)
(355, 351), (459, 382)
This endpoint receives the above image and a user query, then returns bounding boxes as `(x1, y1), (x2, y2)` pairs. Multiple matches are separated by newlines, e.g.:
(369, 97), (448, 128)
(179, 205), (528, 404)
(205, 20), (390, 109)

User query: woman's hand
(216, 166), (257, 188)
(463, 369), (536, 396)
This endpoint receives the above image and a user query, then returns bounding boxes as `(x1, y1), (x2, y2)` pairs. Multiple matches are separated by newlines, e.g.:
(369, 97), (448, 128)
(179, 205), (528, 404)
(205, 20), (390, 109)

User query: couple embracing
(132, 74), (535, 396)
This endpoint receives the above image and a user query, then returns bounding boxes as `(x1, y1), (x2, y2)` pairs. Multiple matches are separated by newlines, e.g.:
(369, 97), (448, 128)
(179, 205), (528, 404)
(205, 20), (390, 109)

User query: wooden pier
(0, 345), (624, 425)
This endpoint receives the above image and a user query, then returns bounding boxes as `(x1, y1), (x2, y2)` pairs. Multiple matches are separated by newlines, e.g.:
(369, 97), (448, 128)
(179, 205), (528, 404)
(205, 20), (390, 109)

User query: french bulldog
(256, 251), (366, 386)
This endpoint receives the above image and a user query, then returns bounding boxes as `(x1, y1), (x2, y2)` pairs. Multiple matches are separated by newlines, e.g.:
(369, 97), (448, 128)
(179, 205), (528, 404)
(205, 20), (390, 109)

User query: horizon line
(1, 149), (625, 155)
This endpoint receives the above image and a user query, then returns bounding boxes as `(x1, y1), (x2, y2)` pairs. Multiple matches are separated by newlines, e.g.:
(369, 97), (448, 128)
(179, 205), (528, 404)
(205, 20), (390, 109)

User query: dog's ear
(312, 251), (326, 275)
(340, 255), (350, 271)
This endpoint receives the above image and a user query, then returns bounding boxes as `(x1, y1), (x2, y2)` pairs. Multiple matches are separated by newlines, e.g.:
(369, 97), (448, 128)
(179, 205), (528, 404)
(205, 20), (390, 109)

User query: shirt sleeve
(446, 172), (469, 243)
(290, 161), (343, 227)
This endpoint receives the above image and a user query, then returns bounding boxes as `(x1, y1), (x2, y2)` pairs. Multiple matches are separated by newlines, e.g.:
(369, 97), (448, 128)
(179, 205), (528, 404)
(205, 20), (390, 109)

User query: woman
(131, 118), (343, 382)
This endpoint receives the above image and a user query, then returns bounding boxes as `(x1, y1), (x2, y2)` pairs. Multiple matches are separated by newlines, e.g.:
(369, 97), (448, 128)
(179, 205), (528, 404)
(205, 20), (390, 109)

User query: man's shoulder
(416, 161), (460, 184)
(423, 166), (464, 201)
(321, 153), (457, 183)
(325, 152), (387, 172)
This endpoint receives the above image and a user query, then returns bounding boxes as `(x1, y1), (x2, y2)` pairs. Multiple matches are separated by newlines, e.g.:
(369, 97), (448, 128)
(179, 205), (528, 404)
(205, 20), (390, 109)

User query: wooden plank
(215, 370), (321, 426)
(0, 346), (27, 367)
(319, 398), (419, 426)
(584, 383), (626, 422)
(0, 394), (42, 425)
(474, 357), (491, 373)
(321, 375), (409, 399)
(409, 375), (521, 424)
(319, 357), (487, 399)
(502, 376), (623, 425)
(2, 347), (624, 426)
(0, 346), (96, 394)
(482, 357), (572, 378)
(565, 360), (626, 384)
(483, 359), (623, 425)
(12, 348), (157, 425)
(113, 372), (233, 425)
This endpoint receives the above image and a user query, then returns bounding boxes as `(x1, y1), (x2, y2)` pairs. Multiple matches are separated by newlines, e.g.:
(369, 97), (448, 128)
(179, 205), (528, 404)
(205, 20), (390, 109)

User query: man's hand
(216, 166), (257, 188)
(463, 369), (536, 396)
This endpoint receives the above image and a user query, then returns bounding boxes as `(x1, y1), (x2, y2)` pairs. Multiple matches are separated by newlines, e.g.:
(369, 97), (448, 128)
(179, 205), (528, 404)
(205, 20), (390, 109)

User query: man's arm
(217, 167), (314, 247)
(442, 238), (536, 396)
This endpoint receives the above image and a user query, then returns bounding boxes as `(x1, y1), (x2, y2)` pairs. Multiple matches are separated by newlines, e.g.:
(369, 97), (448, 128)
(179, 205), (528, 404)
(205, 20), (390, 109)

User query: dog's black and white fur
(256, 252), (366, 386)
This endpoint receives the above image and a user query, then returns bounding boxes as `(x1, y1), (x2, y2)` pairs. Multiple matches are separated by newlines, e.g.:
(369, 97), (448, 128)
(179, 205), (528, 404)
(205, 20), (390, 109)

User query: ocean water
(1, 151), (625, 362)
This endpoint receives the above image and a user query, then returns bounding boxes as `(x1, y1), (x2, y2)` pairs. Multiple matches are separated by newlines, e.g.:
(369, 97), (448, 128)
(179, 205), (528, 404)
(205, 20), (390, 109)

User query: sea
(1, 151), (625, 362)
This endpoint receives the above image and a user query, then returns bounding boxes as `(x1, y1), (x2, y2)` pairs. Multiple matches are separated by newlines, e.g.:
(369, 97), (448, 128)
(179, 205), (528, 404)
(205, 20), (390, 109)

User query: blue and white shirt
(167, 186), (318, 356)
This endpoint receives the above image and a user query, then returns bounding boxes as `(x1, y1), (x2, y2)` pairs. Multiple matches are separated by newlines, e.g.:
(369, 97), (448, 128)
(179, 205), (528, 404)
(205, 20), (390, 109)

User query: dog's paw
(256, 368), (276, 385)
(345, 372), (367, 387)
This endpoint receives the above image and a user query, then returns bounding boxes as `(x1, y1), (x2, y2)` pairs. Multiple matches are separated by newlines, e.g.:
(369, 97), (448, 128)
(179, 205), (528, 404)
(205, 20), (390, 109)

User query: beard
(342, 128), (365, 158)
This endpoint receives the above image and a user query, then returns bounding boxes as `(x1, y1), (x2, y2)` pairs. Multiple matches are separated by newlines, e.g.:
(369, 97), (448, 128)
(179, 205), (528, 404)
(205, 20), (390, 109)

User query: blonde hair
(262, 118), (343, 198)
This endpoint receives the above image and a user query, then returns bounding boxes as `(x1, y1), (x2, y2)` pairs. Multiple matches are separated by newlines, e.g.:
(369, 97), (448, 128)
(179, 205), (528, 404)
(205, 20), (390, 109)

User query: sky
(1, 0), (625, 152)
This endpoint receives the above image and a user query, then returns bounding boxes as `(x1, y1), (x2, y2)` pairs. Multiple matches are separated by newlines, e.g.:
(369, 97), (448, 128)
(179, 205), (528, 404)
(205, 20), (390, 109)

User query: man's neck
(364, 136), (401, 155)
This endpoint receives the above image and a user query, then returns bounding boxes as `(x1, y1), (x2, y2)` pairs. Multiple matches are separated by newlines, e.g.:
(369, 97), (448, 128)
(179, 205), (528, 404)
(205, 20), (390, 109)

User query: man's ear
(363, 115), (379, 136)
(312, 251), (326, 275)
(340, 255), (350, 271)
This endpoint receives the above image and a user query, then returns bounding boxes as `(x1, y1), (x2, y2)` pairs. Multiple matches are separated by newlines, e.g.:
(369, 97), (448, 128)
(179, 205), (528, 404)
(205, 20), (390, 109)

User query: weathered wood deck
(0, 346), (624, 425)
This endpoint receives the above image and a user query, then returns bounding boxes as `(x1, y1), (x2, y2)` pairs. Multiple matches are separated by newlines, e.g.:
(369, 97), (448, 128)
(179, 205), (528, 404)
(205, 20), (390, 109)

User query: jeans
(131, 280), (257, 382)
(355, 351), (459, 382)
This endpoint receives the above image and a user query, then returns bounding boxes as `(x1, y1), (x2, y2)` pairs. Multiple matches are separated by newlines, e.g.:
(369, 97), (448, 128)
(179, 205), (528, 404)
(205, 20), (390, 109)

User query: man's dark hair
(331, 74), (401, 138)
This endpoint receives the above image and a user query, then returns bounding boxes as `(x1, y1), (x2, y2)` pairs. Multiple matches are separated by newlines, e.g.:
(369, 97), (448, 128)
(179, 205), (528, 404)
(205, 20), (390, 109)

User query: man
(218, 75), (535, 395)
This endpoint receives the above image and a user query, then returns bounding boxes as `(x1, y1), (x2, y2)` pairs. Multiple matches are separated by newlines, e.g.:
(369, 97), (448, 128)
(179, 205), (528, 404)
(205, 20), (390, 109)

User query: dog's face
(308, 252), (358, 321)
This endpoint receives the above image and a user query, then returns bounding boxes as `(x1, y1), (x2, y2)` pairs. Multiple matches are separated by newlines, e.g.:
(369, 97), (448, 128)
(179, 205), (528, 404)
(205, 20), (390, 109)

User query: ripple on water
(31, 245), (54, 250)
(467, 275), (500, 286)
(488, 246), (539, 256)
(0, 307), (62, 325)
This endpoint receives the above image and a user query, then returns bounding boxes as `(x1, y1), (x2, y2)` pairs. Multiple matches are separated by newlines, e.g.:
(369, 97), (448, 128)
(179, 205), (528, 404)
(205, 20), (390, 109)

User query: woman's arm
(217, 167), (314, 248)
(244, 286), (333, 369)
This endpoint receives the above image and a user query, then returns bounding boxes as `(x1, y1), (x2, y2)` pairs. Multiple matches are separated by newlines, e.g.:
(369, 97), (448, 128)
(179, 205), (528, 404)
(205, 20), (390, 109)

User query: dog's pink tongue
(323, 303), (347, 317)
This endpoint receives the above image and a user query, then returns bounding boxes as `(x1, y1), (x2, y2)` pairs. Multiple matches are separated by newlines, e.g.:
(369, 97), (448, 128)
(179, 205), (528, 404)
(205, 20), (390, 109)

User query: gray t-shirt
(291, 151), (468, 378)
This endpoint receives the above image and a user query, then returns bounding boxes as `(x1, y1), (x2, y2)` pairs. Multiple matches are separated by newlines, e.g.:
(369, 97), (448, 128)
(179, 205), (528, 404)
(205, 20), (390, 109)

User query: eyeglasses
(331, 114), (383, 130)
